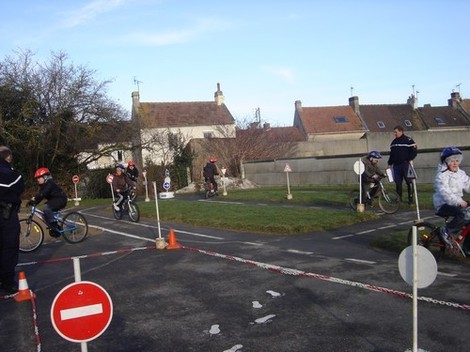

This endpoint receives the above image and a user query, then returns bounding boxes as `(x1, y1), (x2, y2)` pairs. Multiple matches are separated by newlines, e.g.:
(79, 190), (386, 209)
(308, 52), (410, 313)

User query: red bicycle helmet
(128, 160), (135, 166)
(209, 157), (217, 163)
(34, 167), (50, 178)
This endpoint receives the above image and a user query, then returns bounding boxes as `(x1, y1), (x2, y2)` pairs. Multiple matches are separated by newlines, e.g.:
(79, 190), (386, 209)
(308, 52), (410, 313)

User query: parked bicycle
(113, 189), (140, 222)
(407, 210), (470, 261)
(348, 178), (400, 214)
(19, 205), (88, 252)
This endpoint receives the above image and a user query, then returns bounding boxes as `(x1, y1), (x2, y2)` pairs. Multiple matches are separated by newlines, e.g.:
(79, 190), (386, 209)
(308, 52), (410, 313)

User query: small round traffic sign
(163, 182), (170, 190)
(353, 160), (365, 175)
(72, 175), (79, 184)
(51, 281), (113, 343)
(398, 245), (437, 288)
(106, 174), (114, 184)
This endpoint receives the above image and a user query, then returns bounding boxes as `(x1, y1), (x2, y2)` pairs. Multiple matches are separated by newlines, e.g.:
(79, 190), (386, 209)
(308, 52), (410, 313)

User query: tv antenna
(350, 86), (354, 96)
(133, 76), (143, 92)
(455, 83), (462, 93)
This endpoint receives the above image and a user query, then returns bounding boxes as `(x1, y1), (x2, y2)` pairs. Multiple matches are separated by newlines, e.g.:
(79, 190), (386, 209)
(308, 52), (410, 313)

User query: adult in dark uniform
(0, 146), (25, 294)
(387, 125), (417, 204)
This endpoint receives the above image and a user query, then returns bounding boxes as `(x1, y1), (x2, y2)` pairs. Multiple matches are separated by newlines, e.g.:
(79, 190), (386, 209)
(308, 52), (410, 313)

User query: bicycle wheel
(407, 222), (444, 261)
(62, 212), (88, 244)
(378, 190), (400, 214)
(128, 202), (140, 222)
(113, 203), (123, 220)
(19, 219), (44, 252)
(348, 190), (365, 210)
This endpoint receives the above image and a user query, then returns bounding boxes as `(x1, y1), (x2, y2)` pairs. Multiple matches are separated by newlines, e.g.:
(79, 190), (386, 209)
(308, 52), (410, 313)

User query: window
(435, 117), (446, 125)
(203, 131), (215, 138)
(334, 116), (348, 123)
(404, 120), (412, 127)
(377, 121), (385, 128)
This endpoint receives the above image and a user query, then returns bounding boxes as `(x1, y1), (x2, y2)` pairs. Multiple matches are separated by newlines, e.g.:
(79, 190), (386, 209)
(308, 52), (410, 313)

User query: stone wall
(242, 130), (470, 185)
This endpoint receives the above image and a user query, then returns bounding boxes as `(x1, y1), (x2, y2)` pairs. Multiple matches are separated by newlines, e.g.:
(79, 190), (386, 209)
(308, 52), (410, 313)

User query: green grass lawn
(74, 183), (437, 254)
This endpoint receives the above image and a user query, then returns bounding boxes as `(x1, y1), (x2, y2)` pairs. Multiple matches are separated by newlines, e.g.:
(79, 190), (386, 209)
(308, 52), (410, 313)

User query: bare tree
(0, 49), (129, 183)
(197, 118), (301, 178)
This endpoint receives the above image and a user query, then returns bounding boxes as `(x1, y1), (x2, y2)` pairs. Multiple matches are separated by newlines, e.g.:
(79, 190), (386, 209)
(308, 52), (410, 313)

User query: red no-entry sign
(72, 175), (79, 184)
(51, 281), (113, 343)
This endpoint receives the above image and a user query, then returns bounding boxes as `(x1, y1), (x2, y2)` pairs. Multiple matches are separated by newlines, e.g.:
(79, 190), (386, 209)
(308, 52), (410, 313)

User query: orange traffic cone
(166, 229), (182, 250)
(14, 271), (36, 302)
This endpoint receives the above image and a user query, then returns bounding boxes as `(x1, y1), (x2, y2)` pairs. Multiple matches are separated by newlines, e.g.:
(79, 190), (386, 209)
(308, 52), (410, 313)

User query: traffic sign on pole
(106, 174), (114, 184)
(51, 281), (113, 343)
(72, 175), (80, 184)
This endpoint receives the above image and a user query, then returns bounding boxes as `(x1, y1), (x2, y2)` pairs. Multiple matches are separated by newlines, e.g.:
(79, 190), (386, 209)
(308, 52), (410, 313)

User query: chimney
(263, 122), (271, 130)
(214, 82), (224, 105)
(295, 100), (303, 112)
(448, 91), (461, 109)
(348, 96), (360, 114)
(132, 91), (140, 105)
(407, 94), (418, 110)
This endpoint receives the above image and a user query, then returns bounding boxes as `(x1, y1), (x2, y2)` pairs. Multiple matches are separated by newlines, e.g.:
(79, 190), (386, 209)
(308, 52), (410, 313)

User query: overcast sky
(1, 0), (469, 126)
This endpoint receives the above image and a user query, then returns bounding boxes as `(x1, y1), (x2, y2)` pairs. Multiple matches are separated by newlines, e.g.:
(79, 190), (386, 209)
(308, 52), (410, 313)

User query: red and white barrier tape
(182, 245), (470, 311)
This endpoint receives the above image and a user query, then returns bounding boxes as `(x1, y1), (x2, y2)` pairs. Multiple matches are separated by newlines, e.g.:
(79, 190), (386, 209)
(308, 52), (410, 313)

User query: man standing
(387, 125), (417, 204)
(0, 146), (25, 294)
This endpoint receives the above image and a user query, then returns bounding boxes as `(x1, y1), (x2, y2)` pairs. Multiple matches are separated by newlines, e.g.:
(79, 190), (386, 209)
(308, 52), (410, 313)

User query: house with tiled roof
(293, 100), (366, 141)
(352, 95), (426, 133)
(131, 83), (236, 166)
(415, 92), (470, 130)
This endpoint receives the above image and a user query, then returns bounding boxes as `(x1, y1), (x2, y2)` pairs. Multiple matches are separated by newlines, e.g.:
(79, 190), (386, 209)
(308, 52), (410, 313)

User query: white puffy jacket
(433, 163), (470, 211)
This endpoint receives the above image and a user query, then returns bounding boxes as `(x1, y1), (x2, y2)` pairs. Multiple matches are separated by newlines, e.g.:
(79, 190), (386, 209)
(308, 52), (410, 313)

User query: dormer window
(435, 117), (446, 125)
(404, 120), (412, 127)
(334, 116), (348, 123)
(377, 121), (385, 129)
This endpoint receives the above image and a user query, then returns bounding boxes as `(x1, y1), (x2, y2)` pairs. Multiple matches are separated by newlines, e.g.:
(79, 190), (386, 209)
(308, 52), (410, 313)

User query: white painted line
(84, 212), (224, 240)
(345, 258), (376, 265)
(287, 249), (314, 255)
(242, 241), (264, 246)
(61, 303), (103, 320)
(377, 225), (395, 230)
(357, 229), (376, 234)
(437, 271), (457, 277)
(332, 234), (355, 240)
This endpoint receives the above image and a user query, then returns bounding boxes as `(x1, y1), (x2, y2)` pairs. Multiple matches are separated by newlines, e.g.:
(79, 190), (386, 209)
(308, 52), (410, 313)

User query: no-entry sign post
(72, 175), (81, 206)
(51, 281), (113, 347)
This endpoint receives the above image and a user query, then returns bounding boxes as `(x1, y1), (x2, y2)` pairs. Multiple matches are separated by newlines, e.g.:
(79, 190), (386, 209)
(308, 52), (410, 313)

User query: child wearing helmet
(433, 147), (470, 253)
(361, 151), (386, 204)
(203, 157), (219, 194)
(126, 160), (139, 182)
(28, 167), (67, 237)
(112, 164), (136, 211)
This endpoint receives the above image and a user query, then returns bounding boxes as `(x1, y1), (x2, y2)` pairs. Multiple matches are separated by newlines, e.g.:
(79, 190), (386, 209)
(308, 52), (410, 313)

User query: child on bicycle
(112, 164), (136, 211)
(28, 167), (68, 237)
(433, 146), (470, 253)
(203, 157), (219, 194)
(361, 151), (386, 204)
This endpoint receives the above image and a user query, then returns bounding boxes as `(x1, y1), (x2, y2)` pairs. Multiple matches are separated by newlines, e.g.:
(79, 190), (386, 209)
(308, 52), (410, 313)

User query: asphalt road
(1, 200), (469, 352)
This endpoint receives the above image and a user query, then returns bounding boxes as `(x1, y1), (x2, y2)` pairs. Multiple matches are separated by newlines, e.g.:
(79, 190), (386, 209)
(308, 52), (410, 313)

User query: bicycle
(204, 178), (218, 199)
(348, 178), (401, 214)
(19, 205), (88, 252)
(407, 211), (470, 261)
(113, 190), (140, 222)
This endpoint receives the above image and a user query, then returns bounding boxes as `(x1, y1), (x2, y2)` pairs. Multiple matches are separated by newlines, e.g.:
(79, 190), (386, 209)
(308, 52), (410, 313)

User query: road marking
(377, 225), (395, 230)
(437, 271), (457, 277)
(84, 212), (224, 240)
(345, 258), (376, 264)
(61, 303), (103, 320)
(357, 229), (376, 234)
(287, 249), (314, 255)
(332, 234), (355, 240)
